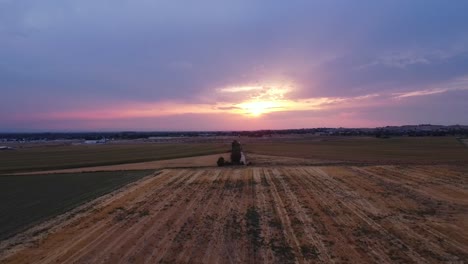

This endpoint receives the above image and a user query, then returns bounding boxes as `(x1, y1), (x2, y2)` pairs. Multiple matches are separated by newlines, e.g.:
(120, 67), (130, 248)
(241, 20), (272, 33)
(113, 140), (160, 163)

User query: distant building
(84, 138), (107, 144)
(0, 146), (14, 150)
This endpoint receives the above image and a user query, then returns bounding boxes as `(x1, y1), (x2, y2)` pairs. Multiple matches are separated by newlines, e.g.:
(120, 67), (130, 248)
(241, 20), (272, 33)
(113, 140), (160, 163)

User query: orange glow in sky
(236, 100), (284, 117)
(25, 83), (370, 121)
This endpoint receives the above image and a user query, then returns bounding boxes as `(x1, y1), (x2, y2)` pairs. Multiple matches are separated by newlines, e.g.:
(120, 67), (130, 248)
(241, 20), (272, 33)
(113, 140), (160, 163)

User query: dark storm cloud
(1, 0), (467, 130)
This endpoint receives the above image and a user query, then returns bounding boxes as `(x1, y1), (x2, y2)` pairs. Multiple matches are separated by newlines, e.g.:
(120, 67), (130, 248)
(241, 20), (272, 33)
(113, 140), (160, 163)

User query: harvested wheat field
(13, 153), (335, 175)
(1, 166), (467, 263)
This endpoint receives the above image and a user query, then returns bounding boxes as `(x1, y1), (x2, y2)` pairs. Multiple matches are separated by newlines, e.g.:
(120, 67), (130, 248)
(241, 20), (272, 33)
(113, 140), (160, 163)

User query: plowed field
(1, 166), (467, 263)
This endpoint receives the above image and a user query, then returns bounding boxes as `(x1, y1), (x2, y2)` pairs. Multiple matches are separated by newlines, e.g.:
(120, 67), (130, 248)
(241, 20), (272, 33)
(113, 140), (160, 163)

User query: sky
(1, 0), (468, 131)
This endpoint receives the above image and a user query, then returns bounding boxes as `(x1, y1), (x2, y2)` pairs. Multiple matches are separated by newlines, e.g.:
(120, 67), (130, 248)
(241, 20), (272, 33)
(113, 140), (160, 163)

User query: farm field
(0, 170), (152, 240)
(2, 137), (468, 175)
(244, 136), (468, 164)
(13, 153), (337, 175)
(2, 166), (466, 263)
(0, 143), (226, 174)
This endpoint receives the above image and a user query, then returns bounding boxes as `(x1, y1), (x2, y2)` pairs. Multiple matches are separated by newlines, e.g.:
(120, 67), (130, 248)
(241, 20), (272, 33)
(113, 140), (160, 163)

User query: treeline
(1, 125), (467, 141)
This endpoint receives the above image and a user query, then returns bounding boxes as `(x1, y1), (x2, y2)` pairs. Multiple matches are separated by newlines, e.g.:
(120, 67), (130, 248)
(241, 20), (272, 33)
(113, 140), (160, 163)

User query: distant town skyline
(1, 0), (468, 131)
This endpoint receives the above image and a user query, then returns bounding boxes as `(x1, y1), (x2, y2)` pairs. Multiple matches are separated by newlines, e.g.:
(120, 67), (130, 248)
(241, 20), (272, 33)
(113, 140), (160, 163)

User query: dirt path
(1, 165), (467, 263)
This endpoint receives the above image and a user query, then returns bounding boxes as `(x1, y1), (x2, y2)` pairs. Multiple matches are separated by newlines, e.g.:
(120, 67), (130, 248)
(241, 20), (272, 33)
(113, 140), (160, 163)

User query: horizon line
(1, 124), (467, 134)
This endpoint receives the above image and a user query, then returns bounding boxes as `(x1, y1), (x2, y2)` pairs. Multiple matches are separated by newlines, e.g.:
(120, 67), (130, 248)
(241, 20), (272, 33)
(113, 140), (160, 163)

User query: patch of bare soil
(2, 165), (467, 263)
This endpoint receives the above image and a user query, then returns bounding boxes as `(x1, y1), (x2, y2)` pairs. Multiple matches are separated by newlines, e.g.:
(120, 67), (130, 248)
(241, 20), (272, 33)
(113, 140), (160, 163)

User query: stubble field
(2, 165), (466, 263)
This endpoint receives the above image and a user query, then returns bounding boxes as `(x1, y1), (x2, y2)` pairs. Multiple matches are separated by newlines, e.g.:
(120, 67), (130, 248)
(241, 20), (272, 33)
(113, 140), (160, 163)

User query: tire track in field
(252, 168), (280, 264)
(199, 169), (242, 264)
(263, 168), (303, 264)
(240, 167), (260, 263)
(270, 167), (332, 263)
(260, 168), (307, 264)
(206, 168), (254, 264)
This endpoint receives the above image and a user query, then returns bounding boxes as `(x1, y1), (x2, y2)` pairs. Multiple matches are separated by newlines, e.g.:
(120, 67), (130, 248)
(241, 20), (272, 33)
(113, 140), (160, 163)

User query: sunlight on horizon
(236, 100), (284, 117)
(220, 84), (294, 117)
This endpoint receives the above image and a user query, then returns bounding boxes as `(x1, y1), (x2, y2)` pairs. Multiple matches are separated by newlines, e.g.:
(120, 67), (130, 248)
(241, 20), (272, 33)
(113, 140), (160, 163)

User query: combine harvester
(217, 140), (248, 166)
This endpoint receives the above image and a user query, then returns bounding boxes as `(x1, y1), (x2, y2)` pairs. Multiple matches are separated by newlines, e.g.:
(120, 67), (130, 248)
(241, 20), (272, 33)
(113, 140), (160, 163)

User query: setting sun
(237, 100), (284, 117)
(219, 84), (295, 117)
